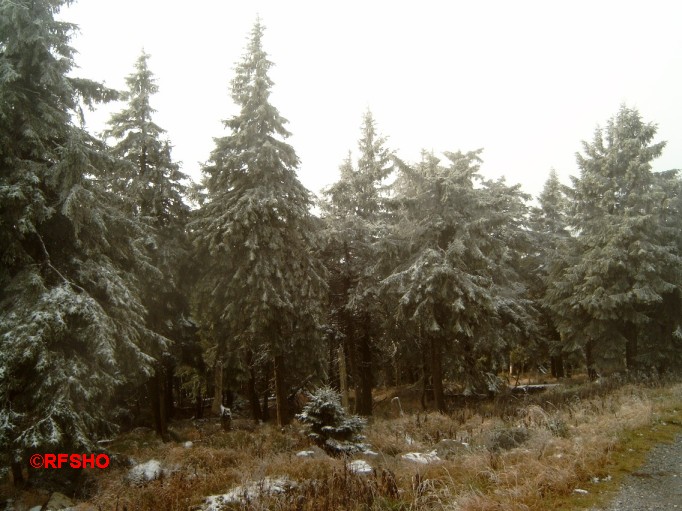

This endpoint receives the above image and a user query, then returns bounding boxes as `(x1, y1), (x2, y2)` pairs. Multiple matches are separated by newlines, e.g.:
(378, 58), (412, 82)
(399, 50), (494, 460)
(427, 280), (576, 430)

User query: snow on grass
(203, 477), (296, 509)
(128, 459), (163, 484)
(347, 459), (373, 474)
(401, 450), (441, 464)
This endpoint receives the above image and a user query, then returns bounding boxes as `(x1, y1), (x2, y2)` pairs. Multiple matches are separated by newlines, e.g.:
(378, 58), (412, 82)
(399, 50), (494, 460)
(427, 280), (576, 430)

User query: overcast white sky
(60, 0), (682, 199)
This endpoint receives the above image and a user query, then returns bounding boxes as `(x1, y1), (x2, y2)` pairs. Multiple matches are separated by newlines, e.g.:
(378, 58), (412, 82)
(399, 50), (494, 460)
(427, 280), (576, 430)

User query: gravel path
(592, 434), (682, 510)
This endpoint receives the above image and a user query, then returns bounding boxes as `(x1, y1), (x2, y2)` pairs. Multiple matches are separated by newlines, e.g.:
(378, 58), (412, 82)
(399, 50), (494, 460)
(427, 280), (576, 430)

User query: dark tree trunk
(430, 336), (446, 413)
(164, 364), (174, 420)
(11, 461), (24, 486)
(273, 354), (290, 426)
(550, 355), (565, 378)
(585, 340), (598, 380)
(421, 345), (431, 410)
(261, 360), (271, 422)
(339, 344), (350, 410)
(262, 391), (269, 422)
(149, 369), (168, 441)
(246, 351), (262, 421)
(329, 338), (339, 390)
(194, 384), (203, 419)
(383, 357), (396, 387)
(211, 360), (223, 416)
(625, 326), (638, 372)
(355, 334), (373, 416)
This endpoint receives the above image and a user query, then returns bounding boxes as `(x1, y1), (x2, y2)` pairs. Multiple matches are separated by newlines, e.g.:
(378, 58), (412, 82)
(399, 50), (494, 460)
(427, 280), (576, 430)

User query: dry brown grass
(4, 379), (680, 511)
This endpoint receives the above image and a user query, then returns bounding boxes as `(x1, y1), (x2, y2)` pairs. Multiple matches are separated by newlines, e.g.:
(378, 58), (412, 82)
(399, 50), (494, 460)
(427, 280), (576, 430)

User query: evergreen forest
(1, 0), (681, 491)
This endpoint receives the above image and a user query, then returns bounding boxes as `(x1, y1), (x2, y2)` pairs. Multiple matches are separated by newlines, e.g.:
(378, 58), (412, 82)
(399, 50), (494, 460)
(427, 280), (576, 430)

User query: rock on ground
(41, 492), (74, 510)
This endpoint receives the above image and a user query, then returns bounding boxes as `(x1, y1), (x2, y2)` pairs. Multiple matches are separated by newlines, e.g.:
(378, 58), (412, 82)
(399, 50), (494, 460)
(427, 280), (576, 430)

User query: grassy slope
(3, 380), (681, 510)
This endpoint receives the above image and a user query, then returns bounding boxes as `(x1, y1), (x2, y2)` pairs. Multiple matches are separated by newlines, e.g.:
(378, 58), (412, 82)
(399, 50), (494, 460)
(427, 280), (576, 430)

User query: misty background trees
(1, 0), (681, 485)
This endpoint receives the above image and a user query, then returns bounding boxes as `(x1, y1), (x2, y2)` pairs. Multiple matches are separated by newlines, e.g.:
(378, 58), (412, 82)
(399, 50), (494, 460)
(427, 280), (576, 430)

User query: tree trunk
(273, 354), (290, 426)
(585, 340), (597, 380)
(261, 360), (271, 422)
(430, 336), (446, 413)
(211, 360), (223, 416)
(164, 365), (175, 420)
(11, 461), (24, 486)
(246, 351), (262, 421)
(149, 369), (168, 441)
(338, 345), (350, 410)
(195, 384), (203, 419)
(550, 355), (565, 378)
(625, 326), (638, 372)
(355, 334), (373, 416)
(329, 339), (339, 390)
(421, 345), (431, 410)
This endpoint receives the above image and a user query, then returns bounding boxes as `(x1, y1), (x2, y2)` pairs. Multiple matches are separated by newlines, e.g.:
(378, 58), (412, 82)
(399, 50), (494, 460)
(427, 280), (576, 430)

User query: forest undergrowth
(5, 377), (681, 511)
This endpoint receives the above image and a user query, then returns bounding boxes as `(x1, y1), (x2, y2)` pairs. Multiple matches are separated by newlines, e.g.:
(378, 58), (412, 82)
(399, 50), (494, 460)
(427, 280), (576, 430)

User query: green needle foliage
(383, 150), (534, 409)
(0, 0), (168, 482)
(547, 106), (682, 375)
(296, 386), (366, 455)
(104, 51), (193, 438)
(191, 20), (326, 426)
(321, 110), (394, 416)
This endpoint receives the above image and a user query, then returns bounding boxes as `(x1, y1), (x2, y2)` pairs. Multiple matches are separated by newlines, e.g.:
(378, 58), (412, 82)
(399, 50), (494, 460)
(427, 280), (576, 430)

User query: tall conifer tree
(383, 150), (532, 409)
(191, 20), (326, 426)
(104, 51), (192, 438)
(547, 106), (682, 374)
(0, 0), (166, 482)
(321, 110), (393, 416)
(528, 170), (571, 377)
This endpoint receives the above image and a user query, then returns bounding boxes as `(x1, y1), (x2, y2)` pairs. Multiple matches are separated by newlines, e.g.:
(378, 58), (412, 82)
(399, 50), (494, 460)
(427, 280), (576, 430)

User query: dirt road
(593, 435), (682, 510)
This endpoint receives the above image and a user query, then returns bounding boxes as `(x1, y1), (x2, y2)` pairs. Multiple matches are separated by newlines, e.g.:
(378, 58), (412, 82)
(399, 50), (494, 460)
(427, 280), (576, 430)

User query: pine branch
(35, 231), (85, 294)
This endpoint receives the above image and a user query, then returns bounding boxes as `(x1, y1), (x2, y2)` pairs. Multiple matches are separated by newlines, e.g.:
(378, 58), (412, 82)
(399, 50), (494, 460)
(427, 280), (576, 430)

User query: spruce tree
(0, 0), (167, 483)
(321, 110), (394, 416)
(191, 20), (326, 426)
(104, 51), (188, 228)
(383, 150), (533, 409)
(104, 51), (192, 438)
(547, 106), (682, 375)
(527, 170), (571, 377)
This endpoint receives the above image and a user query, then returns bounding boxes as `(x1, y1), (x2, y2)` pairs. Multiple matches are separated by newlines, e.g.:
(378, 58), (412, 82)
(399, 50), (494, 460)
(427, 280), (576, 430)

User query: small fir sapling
(296, 387), (367, 454)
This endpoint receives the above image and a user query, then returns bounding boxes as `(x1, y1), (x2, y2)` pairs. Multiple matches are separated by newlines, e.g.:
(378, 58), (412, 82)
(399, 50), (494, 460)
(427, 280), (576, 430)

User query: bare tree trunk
(421, 346), (430, 410)
(430, 336), (446, 413)
(149, 369), (168, 441)
(164, 365), (174, 421)
(338, 345), (350, 410)
(158, 371), (168, 440)
(329, 339), (339, 390)
(355, 334), (373, 416)
(211, 360), (223, 416)
(11, 461), (24, 486)
(585, 340), (597, 380)
(273, 354), (290, 426)
(261, 360), (271, 422)
(625, 326), (638, 373)
(245, 351), (262, 421)
(551, 355), (565, 378)
(195, 384), (203, 419)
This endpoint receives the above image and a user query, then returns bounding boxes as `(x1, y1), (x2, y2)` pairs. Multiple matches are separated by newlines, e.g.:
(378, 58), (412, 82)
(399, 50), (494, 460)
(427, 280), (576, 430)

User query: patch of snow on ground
(348, 460), (373, 474)
(204, 477), (295, 509)
(401, 450), (441, 464)
(296, 450), (315, 457)
(128, 459), (163, 484)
